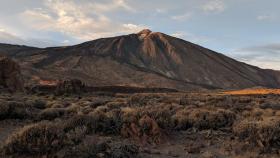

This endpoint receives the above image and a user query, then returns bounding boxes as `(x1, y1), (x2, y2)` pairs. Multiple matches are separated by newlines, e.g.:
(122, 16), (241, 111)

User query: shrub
(110, 143), (139, 158)
(60, 136), (109, 158)
(38, 108), (66, 120)
(121, 115), (163, 144)
(140, 104), (183, 129)
(32, 99), (47, 109)
(0, 102), (10, 119)
(0, 101), (36, 120)
(128, 93), (163, 106)
(64, 113), (118, 135)
(173, 108), (236, 130)
(89, 99), (111, 108)
(59, 137), (139, 158)
(106, 101), (128, 109)
(233, 117), (280, 150)
(1, 121), (89, 157)
(2, 122), (65, 155)
(121, 107), (140, 124)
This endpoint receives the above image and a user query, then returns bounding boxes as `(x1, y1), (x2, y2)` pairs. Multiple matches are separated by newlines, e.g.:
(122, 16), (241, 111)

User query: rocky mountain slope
(0, 29), (279, 90)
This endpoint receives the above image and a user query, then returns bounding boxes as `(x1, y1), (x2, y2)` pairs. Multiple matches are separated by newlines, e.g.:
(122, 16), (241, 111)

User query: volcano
(0, 29), (279, 90)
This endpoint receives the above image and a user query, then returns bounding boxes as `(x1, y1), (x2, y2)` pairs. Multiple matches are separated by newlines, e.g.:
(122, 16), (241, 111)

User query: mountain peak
(137, 29), (152, 39)
(138, 29), (152, 35)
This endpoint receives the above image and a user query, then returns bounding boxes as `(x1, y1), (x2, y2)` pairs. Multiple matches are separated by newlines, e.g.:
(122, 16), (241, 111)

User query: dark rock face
(55, 79), (85, 95)
(0, 56), (24, 92)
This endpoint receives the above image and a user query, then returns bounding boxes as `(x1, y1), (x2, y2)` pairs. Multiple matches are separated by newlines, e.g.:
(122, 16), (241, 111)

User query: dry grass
(223, 88), (280, 95)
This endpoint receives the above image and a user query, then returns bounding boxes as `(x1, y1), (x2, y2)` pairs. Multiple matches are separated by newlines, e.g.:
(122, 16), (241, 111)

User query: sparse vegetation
(173, 108), (236, 130)
(234, 117), (280, 151)
(1, 91), (280, 157)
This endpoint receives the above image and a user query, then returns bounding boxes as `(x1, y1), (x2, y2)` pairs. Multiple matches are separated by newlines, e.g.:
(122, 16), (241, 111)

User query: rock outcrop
(0, 56), (24, 92)
(55, 79), (85, 95)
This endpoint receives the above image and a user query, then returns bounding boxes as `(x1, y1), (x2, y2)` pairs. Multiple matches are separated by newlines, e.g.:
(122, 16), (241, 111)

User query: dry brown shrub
(38, 108), (65, 120)
(121, 107), (140, 123)
(89, 98), (111, 108)
(60, 136), (139, 158)
(173, 108), (236, 130)
(64, 112), (119, 134)
(0, 116), (120, 157)
(242, 108), (277, 121)
(140, 103), (183, 129)
(106, 100), (127, 109)
(179, 96), (191, 105)
(65, 104), (81, 115)
(139, 115), (162, 143)
(121, 115), (163, 144)
(94, 105), (110, 113)
(2, 121), (65, 155)
(233, 117), (280, 150)
(0, 101), (36, 120)
(51, 103), (67, 108)
(238, 97), (252, 104)
(0, 102), (10, 119)
(110, 143), (139, 158)
(31, 99), (47, 109)
(128, 93), (163, 106)
(206, 95), (226, 105)
(59, 135), (110, 158)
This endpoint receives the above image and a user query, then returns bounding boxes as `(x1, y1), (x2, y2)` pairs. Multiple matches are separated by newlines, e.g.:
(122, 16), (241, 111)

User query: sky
(0, 0), (279, 70)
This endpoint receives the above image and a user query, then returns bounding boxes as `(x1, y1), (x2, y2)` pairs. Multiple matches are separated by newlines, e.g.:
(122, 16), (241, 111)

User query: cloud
(201, 0), (226, 13)
(20, 0), (141, 41)
(171, 32), (185, 38)
(21, 8), (54, 30)
(91, 0), (134, 12)
(232, 44), (280, 70)
(171, 31), (210, 44)
(0, 26), (72, 47)
(155, 8), (166, 14)
(0, 29), (25, 45)
(123, 23), (148, 32)
(171, 13), (192, 21)
(257, 15), (273, 21)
